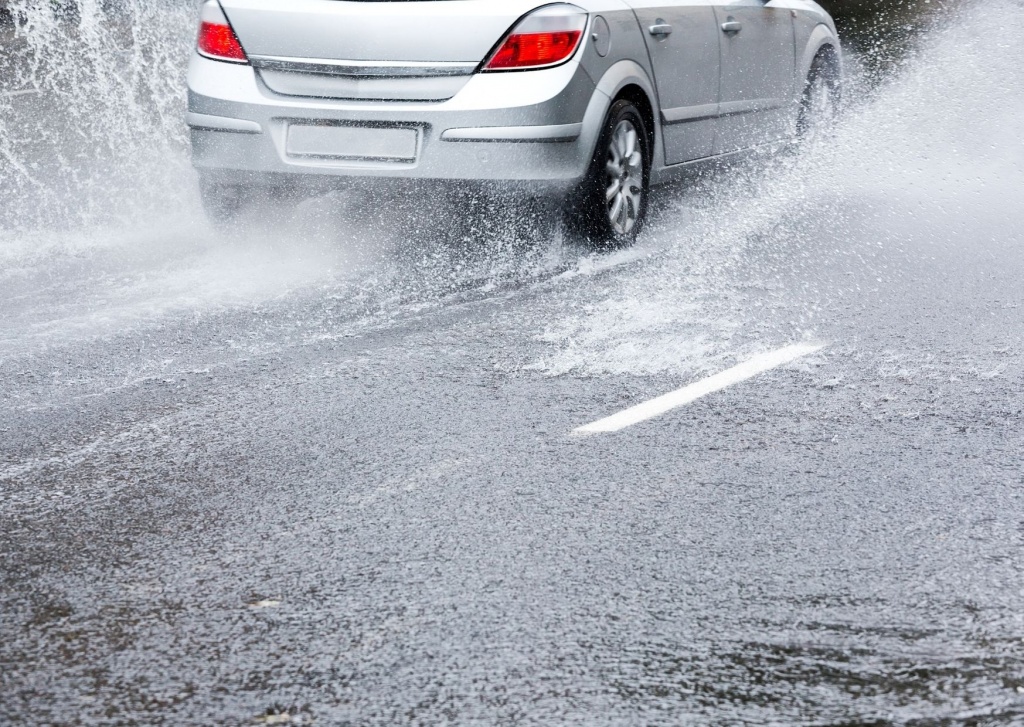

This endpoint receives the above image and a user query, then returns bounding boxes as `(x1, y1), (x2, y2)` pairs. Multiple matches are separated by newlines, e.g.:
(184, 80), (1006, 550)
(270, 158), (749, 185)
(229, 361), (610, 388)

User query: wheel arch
(578, 60), (662, 173)
(799, 24), (843, 89)
(613, 84), (656, 161)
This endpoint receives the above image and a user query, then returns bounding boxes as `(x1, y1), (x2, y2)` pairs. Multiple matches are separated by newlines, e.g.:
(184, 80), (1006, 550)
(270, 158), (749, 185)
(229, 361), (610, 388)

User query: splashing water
(1, 0), (1018, 377)
(0, 0), (196, 231)
(0, 2), (574, 356)
(530, 0), (1024, 377)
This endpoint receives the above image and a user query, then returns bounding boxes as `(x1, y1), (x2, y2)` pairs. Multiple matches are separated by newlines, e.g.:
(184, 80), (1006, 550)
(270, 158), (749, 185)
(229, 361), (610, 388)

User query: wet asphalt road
(3, 5), (1024, 726)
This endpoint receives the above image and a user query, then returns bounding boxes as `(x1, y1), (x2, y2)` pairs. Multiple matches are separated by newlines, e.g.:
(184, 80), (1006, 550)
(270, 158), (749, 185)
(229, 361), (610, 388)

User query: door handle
(649, 23), (673, 37)
(721, 20), (742, 34)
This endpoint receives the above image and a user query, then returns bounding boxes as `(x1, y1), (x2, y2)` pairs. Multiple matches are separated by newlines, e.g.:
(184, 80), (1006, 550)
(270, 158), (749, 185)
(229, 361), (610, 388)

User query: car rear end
(187, 0), (605, 198)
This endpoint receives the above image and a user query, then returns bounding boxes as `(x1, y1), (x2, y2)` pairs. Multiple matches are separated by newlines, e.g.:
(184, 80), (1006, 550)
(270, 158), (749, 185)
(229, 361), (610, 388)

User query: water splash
(0, 3), (577, 357)
(530, 0), (1024, 377)
(2, 0), (1015, 377)
(0, 0), (195, 231)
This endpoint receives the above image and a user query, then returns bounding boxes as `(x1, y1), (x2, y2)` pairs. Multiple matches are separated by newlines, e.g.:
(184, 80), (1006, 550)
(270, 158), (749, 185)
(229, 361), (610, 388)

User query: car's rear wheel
(569, 99), (651, 248)
(797, 50), (841, 145)
(199, 180), (247, 226)
(199, 180), (296, 227)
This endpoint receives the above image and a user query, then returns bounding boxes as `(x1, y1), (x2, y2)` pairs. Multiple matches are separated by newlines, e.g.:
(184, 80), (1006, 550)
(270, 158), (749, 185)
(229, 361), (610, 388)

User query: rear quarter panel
(780, 0), (842, 90)
(574, 0), (664, 169)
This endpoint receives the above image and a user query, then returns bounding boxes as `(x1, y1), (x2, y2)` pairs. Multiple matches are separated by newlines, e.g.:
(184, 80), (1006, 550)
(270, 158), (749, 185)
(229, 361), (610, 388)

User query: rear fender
(798, 24), (842, 94)
(579, 60), (661, 174)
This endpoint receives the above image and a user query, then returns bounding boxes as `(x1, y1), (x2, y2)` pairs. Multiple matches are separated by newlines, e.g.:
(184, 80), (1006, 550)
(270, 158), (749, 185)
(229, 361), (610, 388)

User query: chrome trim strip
(250, 55), (478, 78)
(717, 98), (785, 117)
(441, 123), (583, 143)
(662, 99), (784, 125)
(662, 103), (719, 125)
(186, 112), (262, 134)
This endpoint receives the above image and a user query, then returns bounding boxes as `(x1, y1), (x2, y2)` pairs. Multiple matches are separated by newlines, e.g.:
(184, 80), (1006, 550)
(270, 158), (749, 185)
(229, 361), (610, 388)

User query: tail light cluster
(197, 0), (248, 64)
(483, 4), (588, 72)
(196, 1), (588, 72)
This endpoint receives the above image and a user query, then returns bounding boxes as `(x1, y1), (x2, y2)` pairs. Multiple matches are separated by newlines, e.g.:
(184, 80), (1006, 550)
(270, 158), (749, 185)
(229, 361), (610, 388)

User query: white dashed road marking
(574, 343), (825, 434)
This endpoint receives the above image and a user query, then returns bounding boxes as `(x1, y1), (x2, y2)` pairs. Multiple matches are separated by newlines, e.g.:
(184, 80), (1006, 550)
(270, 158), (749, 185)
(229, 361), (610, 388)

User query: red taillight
(197, 0), (248, 64)
(483, 4), (587, 72)
(485, 31), (583, 71)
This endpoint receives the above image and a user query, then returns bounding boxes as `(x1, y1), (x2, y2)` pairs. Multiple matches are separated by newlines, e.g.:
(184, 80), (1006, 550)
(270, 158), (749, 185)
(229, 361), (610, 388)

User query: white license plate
(286, 124), (418, 162)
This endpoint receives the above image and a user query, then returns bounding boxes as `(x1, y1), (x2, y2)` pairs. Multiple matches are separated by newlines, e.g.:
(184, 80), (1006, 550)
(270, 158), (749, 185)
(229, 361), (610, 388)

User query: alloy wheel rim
(802, 73), (836, 143)
(605, 119), (644, 235)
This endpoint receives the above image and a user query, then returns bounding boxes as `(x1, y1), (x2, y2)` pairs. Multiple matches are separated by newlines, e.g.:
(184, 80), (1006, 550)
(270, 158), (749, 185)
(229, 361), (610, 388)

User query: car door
(713, 0), (796, 154)
(624, 0), (721, 165)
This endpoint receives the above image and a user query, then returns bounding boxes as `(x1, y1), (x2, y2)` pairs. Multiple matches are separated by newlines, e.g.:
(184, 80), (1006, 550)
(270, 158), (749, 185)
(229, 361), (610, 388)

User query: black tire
(199, 180), (298, 227)
(199, 180), (247, 226)
(568, 99), (651, 248)
(797, 50), (841, 144)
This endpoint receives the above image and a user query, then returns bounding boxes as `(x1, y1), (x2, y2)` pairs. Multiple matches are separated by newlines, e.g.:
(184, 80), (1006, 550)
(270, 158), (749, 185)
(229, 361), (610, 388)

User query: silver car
(188, 0), (841, 244)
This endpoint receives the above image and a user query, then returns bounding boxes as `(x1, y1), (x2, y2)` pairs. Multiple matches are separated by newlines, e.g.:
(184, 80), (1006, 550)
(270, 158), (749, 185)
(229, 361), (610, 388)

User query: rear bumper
(187, 52), (606, 192)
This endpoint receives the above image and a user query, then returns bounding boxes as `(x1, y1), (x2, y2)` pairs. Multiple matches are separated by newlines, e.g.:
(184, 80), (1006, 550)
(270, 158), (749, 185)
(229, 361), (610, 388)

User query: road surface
(2, 2), (1023, 724)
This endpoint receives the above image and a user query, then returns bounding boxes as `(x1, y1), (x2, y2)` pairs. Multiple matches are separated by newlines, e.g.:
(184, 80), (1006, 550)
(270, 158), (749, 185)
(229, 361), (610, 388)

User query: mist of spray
(2, 0), (1016, 379)
(0, 0), (195, 232)
(531, 0), (1024, 377)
